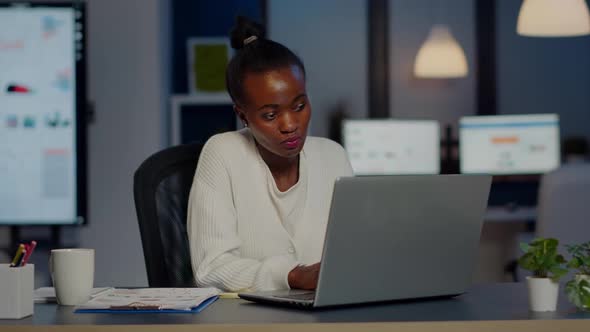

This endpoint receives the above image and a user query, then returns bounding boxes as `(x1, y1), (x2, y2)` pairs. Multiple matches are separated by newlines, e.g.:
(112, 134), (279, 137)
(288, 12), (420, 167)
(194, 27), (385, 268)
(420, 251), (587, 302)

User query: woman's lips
(282, 136), (302, 149)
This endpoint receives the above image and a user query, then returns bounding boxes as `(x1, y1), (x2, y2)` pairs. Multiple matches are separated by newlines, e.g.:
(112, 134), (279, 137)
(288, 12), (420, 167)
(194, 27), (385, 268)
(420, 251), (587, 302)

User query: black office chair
(133, 143), (203, 287)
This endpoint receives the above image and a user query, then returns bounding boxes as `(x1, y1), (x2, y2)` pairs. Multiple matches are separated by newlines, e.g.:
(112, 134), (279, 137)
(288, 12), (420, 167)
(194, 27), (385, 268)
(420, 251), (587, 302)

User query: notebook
(74, 288), (220, 313)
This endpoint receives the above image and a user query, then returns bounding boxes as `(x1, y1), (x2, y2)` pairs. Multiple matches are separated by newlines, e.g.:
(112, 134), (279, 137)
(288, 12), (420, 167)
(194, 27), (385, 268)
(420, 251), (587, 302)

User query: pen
(21, 240), (37, 266)
(10, 244), (25, 267)
(16, 249), (26, 267)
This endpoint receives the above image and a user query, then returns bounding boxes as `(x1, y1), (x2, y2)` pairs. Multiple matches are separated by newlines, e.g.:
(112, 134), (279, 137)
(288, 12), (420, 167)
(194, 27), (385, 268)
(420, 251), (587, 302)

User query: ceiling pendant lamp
(517, 0), (590, 37)
(414, 24), (468, 78)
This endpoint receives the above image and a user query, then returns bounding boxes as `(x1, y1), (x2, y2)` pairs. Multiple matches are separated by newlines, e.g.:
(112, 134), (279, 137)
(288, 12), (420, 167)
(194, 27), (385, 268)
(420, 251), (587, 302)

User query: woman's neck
(256, 142), (298, 173)
(256, 142), (299, 191)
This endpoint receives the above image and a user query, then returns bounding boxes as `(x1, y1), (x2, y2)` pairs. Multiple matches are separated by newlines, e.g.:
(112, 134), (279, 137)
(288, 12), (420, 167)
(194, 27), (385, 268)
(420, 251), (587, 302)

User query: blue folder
(74, 295), (218, 314)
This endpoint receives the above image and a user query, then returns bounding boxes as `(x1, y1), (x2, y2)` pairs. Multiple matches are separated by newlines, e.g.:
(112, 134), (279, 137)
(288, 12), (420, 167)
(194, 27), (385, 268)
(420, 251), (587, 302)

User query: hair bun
(230, 16), (265, 50)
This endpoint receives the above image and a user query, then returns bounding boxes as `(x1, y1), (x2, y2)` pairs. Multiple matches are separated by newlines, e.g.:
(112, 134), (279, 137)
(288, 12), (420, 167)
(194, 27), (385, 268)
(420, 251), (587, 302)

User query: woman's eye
(262, 112), (276, 120)
(295, 103), (306, 111)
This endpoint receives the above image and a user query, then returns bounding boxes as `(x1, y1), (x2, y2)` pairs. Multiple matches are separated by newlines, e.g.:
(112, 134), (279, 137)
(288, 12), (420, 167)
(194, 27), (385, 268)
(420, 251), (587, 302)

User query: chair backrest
(133, 143), (203, 287)
(536, 163), (590, 245)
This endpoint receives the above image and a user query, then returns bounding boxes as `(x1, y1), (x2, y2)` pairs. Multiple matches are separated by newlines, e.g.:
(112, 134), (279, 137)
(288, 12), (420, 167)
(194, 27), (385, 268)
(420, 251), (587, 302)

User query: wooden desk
(1, 283), (589, 331)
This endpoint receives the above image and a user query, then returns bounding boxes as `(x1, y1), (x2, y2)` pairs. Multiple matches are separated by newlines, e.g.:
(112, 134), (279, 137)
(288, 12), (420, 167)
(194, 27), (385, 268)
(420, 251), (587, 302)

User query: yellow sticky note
(219, 292), (240, 299)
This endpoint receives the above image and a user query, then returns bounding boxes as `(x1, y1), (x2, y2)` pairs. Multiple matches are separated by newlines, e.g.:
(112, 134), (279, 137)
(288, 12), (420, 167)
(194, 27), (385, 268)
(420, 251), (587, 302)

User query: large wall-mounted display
(0, 1), (87, 225)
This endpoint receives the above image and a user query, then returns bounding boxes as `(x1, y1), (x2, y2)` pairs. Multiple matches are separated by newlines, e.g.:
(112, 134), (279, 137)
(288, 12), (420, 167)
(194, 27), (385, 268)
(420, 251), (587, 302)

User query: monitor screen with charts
(460, 114), (560, 175)
(343, 120), (440, 175)
(0, 2), (87, 225)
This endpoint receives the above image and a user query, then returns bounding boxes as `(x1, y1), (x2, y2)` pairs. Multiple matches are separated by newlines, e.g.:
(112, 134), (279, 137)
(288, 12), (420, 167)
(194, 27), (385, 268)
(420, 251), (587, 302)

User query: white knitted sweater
(187, 129), (353, 291)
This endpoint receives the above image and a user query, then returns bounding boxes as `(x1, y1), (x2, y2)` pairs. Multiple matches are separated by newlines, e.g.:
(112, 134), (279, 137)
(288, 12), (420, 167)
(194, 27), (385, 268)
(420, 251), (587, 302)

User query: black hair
(226, 16), (306, 106)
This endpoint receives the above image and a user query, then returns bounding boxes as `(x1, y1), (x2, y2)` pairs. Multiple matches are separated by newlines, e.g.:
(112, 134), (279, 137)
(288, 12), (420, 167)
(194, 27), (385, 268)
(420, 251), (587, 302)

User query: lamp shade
(517, 0), (590, 37)
(414, 25), (468, 78)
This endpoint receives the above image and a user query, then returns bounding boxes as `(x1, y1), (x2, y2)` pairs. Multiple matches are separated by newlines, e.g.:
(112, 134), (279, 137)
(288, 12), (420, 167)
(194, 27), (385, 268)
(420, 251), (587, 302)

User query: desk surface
(1, 283), (589, 331)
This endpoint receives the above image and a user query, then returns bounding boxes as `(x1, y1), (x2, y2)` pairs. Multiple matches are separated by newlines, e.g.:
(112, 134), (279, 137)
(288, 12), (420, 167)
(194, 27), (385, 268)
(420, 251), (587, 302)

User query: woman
(187, 16), (353, 292)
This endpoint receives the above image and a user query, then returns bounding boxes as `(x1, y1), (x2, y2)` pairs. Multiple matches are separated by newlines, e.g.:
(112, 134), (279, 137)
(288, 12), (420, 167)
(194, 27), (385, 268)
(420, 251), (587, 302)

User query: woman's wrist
(288, 265), (301, 288)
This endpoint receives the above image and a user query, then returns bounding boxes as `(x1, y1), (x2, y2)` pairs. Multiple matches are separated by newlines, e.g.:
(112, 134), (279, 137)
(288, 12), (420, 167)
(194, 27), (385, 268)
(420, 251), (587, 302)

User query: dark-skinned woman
(188, 16), (353, 292)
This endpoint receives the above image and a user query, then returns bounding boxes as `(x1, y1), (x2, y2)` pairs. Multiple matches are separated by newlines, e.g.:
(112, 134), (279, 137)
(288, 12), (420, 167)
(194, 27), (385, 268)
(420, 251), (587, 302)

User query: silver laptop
(239, 175), (491, 308)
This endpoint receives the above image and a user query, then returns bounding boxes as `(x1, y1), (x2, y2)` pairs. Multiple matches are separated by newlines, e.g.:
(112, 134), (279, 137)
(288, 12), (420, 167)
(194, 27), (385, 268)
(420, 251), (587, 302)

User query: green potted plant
(565, 241), (590, 311)
(518, 238), (568, 312)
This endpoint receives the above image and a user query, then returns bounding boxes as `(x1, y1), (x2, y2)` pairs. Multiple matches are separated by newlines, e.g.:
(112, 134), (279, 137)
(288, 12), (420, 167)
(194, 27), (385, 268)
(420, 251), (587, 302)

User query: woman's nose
(279, 112), (298, 133)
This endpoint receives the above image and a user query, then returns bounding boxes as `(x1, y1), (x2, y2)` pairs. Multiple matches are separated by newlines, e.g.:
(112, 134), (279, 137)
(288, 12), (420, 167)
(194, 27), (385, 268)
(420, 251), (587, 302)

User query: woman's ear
(234, 105), (248, 127)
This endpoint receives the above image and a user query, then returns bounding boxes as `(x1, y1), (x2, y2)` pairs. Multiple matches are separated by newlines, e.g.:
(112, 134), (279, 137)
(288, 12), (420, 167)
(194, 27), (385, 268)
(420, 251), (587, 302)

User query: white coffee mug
(49, 249), (95, 306)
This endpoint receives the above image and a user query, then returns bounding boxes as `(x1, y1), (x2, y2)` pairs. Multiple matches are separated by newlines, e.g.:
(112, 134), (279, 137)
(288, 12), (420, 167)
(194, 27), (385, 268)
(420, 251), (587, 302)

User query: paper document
(34, 287), (113, 303)
(75, 288), (220, 311)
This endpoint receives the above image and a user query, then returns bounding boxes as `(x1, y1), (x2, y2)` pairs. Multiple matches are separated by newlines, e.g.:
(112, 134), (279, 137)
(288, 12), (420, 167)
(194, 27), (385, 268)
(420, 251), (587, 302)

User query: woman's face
(236, 65), (310, 159)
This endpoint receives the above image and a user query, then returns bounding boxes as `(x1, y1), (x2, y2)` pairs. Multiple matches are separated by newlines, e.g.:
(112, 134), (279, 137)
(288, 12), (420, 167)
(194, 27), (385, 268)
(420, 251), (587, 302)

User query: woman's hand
(288, 262), (321, 290)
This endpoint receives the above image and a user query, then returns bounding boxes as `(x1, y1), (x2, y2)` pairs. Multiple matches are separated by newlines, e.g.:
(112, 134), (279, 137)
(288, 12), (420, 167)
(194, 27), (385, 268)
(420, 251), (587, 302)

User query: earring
(244, 123), (248, 127)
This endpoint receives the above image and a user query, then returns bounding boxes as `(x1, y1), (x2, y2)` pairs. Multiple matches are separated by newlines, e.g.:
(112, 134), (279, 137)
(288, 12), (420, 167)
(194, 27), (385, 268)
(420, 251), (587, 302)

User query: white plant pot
(526, 276), (559, 312)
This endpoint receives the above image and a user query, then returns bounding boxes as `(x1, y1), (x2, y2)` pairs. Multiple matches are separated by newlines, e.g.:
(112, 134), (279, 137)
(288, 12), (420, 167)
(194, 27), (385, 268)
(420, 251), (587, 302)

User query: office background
(1, 0), (589, 288)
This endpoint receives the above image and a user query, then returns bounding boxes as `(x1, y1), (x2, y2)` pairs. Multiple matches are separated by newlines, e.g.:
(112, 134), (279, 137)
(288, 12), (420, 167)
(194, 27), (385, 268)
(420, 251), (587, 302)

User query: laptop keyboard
(273, 292), (316, 301)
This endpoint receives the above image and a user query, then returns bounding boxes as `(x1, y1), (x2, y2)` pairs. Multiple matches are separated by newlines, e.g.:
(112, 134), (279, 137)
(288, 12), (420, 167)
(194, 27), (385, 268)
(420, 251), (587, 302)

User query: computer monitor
(0, 1), (87, 225)
(170, 94), (239, 146)
(342, 119), (440, 175)
(459, 114), (560, 175)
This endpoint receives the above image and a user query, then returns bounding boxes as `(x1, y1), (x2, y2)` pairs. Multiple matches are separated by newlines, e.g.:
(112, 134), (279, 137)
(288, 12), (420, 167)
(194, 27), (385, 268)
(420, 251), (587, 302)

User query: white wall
(389, 0), (476, 133)
(496, 0), (590, 141)
(267, 0), (368, 138)
(78, 0), (168, 287)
